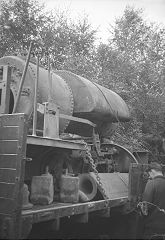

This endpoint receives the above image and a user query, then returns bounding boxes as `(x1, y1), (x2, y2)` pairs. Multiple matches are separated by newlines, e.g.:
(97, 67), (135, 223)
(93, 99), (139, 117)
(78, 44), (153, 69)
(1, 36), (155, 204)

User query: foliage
(0, 0), (97, 77)
(44, 14), (97, 75)
(0, 0), (47, 56)
(95, 6), (165, 160)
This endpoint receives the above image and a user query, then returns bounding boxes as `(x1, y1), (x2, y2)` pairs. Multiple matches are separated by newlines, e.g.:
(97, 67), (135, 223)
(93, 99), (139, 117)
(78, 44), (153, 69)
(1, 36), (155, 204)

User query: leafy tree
(42, 13), (97, 74)
(95, 6), (165, 160)
(96, 43), (137, 92)
(0, 0), (97, 76)
(0, 0), (47, 56)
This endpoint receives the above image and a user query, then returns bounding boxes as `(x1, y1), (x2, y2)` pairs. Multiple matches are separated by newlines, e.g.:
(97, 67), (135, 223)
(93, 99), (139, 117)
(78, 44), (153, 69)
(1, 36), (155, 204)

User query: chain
(83, 141), (109, 206)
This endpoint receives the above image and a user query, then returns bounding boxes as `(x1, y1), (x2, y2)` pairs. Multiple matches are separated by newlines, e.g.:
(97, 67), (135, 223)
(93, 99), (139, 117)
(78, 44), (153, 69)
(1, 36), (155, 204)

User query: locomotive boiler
(0, 55), (130, 137)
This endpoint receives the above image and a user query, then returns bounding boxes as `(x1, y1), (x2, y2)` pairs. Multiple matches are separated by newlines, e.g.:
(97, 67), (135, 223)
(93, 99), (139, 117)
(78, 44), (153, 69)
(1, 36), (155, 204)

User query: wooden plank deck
(22, 197), (128, 223)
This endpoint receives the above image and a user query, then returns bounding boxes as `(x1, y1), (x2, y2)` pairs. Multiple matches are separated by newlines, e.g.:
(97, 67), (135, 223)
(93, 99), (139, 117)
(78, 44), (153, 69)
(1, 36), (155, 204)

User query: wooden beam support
(21, 216), (33, 239)
(73, 212), (89, 223)
(50, 218), (60, 231)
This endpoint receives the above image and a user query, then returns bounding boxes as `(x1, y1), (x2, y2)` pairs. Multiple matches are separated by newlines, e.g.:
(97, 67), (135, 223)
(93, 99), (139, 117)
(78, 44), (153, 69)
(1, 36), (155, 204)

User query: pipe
(13, 41), (33, 113)
(48, 57), (53, 103)
(32, 54), (39, 136)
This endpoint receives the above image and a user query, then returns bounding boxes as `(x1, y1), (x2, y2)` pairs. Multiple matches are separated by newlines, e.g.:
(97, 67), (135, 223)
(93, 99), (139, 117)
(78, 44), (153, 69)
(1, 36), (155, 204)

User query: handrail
(32, 54), (39, 136)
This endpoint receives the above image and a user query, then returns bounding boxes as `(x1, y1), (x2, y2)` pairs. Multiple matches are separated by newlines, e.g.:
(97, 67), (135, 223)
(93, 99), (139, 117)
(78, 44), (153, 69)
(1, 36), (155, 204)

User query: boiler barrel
(0, 56), (130, 136)
(54, 70), (130, 122)
(54, 70), (130, 136)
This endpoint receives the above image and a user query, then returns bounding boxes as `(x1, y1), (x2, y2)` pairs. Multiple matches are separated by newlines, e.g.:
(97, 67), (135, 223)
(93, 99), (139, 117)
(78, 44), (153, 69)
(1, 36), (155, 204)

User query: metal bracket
(43, 101), (60, 138)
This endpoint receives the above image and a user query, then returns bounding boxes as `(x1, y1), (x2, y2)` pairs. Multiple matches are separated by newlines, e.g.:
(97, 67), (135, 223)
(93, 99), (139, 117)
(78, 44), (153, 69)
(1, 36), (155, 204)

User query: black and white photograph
(0, 0), (165, 239)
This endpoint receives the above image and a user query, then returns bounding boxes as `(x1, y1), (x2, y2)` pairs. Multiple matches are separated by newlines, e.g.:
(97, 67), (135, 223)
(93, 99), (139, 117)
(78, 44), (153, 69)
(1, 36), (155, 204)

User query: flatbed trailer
(0, 113), (132, 239)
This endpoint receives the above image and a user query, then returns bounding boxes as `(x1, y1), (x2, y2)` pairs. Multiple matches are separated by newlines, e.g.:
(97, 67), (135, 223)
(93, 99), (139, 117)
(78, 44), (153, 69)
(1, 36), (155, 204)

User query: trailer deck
(22, 197), (128, 223)
(0, 113), (132, 239)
